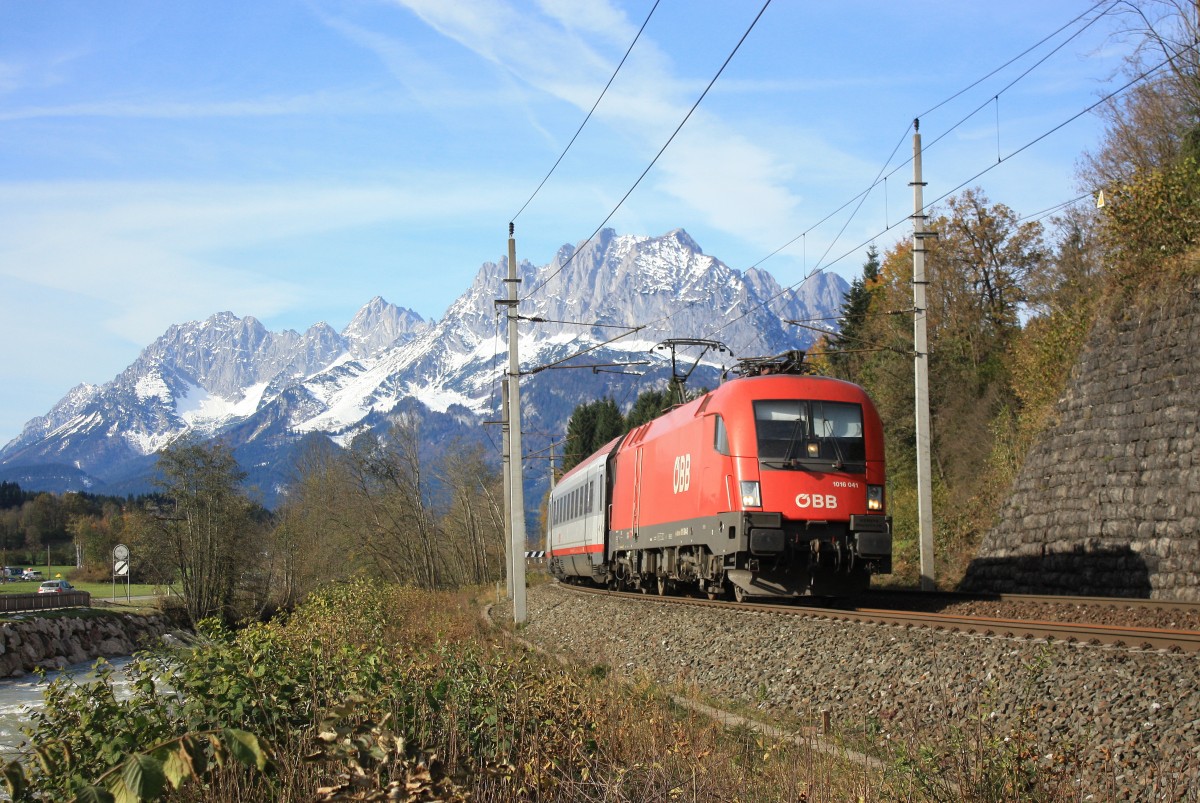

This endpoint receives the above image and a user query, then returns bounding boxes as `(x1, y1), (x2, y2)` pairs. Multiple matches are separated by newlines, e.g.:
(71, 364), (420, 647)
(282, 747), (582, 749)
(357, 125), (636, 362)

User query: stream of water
(0, 657), (134, 756)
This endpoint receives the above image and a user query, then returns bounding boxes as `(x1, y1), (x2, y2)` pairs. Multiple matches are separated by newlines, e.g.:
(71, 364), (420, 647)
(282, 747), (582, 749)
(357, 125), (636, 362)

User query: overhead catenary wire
(923, 42), (1195, 213)
(916, 0), (1115, 120)
(513, 3), (1140, 394)
(515, 1), (1116, 364)
(713, 1), (1110, 305)
(521, 0), (775, 302)
(742, 0), (1118, 281)
(524, 325), (648, 375)
(510, 0), (663, 224)
(916, 1), (1118, 160)
(668, 3), (1123, 361)
(517, 315), (641, 330)
(706, 39), (1193, 357)
(785, 319), (911, 356)
(1019, 192), (1093, 223)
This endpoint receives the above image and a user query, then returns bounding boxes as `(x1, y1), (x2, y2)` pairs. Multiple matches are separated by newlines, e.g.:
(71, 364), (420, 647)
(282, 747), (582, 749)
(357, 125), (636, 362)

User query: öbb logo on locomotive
(547, 350), (893, 599)
(795, 493), (838, 509)
(672, 453), (691, 493)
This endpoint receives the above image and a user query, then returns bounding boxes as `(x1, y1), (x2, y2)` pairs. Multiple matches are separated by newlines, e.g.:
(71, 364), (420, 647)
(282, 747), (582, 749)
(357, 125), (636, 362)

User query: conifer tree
(828, 245), (881, 379)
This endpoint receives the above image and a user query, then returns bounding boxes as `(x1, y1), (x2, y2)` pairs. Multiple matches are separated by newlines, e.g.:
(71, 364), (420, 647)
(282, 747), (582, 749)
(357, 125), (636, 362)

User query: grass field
(0, 564), (176, 598)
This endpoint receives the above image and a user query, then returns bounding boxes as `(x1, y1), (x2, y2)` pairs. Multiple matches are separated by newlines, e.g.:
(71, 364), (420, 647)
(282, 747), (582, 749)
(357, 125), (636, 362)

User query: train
(546, 353), (891, 599)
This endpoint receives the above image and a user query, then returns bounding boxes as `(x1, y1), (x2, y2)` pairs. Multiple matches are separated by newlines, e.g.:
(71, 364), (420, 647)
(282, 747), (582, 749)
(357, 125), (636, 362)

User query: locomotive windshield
(753, 400), (866, 471)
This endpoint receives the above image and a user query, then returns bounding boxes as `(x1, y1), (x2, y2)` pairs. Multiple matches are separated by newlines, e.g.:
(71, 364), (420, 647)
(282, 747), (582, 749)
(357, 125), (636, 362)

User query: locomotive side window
(713, 414), (730, 455)
(753, 400), (866, 469)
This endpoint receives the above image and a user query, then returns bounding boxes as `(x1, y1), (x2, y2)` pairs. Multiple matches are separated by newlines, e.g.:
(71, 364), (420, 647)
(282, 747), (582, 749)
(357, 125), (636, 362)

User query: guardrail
(0, 591), (91, 612)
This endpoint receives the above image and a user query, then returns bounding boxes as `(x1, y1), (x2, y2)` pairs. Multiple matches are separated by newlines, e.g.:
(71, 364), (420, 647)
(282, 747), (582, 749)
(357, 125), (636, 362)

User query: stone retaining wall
(0, 612), (174, 677)
(963, 278), (1200, 598)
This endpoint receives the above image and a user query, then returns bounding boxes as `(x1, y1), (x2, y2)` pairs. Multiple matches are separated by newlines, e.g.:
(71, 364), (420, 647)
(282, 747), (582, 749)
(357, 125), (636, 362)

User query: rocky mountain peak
(341, 296), (427, 359)
(0, 229), (850, 504)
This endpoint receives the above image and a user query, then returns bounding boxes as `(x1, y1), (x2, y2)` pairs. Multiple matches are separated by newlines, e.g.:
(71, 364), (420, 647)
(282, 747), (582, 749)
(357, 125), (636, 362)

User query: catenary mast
(911, 119), (936, 590)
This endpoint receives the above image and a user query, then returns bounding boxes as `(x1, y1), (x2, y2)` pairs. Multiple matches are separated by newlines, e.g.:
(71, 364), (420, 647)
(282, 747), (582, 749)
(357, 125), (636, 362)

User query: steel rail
(559, 584), (1200, 653)
(864, 588), (1200, 612)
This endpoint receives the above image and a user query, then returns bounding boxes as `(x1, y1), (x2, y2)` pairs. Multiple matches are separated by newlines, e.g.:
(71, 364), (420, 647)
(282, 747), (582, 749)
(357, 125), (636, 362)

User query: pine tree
(625, 388), (673, 429)
(828, 245), (881, 378)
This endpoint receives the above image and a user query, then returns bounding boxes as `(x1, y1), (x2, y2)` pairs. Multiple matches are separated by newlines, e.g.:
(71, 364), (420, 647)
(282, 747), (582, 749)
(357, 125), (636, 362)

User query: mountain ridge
(0, 228), (850, 505)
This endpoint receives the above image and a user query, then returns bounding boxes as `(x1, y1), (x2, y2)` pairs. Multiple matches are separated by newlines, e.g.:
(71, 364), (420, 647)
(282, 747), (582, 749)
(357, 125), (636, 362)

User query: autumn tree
(1082, 0), (1200, 189)
(272, 420), (506, 595)
(339, 421), (443, 588)
(265, 437), (354, 608)
(154, 438), (261, 624)
(823, 189), (1049, 582)
(438, 441), (506, 586)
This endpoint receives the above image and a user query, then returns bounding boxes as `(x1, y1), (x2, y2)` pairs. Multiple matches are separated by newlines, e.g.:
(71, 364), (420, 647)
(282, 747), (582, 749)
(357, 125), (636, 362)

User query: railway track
(560, 582), (1200, 653)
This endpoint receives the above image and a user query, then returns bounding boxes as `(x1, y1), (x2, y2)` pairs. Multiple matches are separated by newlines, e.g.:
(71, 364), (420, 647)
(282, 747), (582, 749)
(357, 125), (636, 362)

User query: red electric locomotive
(547, 353), (891, 598)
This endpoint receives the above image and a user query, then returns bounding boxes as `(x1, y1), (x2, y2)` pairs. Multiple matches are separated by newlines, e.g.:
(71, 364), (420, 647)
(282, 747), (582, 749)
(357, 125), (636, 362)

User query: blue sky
(0, 1), (1144, 444)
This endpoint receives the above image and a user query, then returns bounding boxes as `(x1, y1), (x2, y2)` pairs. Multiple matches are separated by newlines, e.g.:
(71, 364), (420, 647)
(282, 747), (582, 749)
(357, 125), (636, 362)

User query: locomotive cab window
(713, 414), (730, 455)
(753, 400), (866, 471)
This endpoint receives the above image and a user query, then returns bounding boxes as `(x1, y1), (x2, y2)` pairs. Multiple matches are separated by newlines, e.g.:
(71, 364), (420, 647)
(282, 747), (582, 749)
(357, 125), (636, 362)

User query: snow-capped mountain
(0, 229), (848, 504)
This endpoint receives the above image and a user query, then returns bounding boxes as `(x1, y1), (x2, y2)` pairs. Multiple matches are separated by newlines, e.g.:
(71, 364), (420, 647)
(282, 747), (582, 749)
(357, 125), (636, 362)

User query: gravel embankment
(852, 592), (1200, 631)
(498, 583), (1200, 801)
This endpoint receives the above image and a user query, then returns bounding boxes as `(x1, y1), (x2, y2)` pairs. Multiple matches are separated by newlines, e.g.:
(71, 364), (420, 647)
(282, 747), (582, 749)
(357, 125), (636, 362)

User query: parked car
(37, 579), (74, 594)
(22, 570), (44, 581)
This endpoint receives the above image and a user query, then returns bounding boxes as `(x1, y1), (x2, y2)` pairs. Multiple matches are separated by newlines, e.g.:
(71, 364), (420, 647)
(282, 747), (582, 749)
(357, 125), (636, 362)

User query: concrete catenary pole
(501, 380), (513, 598)
(506, 223), (528, 623)
(911, 119), (936, 590)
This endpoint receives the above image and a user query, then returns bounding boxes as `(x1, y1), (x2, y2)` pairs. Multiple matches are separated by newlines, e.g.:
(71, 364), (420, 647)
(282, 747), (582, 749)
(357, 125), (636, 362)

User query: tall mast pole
(501, 380), (513, 598)
(911, 119), (936, 590)
(506, 223), (528, 623)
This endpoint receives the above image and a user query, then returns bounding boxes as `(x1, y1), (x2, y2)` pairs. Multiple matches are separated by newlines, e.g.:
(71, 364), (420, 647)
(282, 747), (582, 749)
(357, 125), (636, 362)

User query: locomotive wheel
(733, 584), (748, 603)
(656, 575), (670, 596)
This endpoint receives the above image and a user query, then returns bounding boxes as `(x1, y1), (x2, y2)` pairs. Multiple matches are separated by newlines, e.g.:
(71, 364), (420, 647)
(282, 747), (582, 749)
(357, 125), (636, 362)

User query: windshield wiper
(782, 414), (807, 462)
(813, 402), (845, 470)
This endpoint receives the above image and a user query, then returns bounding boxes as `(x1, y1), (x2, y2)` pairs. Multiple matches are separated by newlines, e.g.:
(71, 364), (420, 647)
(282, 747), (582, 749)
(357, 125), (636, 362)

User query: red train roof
(555, 373), (879, 482)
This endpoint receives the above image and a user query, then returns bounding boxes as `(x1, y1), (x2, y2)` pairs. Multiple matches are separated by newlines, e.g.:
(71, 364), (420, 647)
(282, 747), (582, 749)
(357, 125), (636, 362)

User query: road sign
(113, 544), (130, 577)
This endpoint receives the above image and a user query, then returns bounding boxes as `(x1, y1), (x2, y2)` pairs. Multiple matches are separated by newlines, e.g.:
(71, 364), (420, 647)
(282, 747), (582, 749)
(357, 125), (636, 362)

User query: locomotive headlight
(740, 481), (762, 508)
(867, 484), (884, 511)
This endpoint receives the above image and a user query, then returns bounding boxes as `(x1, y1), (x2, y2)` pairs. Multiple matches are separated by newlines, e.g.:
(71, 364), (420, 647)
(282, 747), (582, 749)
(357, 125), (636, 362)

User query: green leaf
(222, 729), (268, 771)
(156, 747), (192, 791)
(107, 775), (138, 803)
(72, 786), (116, 803)
(119, 754), (166, 801)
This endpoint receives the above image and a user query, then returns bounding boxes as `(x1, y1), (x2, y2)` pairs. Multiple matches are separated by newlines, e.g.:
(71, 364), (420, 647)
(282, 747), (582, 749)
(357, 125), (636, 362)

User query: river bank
(0, 610), (177, 678)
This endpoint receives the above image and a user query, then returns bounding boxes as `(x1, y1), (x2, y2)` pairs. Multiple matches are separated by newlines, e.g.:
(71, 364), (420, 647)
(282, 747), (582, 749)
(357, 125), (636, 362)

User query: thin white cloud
(384, 0), (817, 253)
(532, 0), (636, 42)
(0, 178), (509, 343)
(0, 89), (411, 122)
